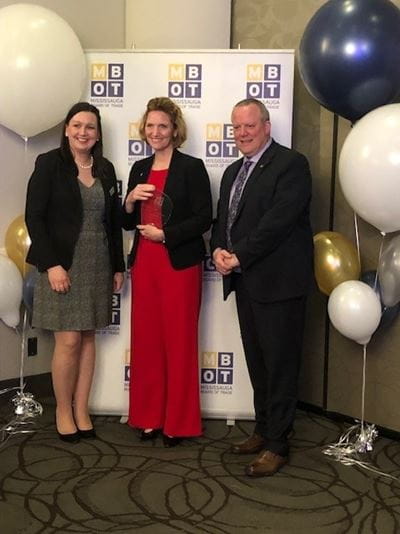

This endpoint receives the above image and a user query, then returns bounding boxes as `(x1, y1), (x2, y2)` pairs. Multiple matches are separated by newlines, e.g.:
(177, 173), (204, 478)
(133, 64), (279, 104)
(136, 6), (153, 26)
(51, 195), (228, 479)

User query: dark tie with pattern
(226, 159), (252, 251)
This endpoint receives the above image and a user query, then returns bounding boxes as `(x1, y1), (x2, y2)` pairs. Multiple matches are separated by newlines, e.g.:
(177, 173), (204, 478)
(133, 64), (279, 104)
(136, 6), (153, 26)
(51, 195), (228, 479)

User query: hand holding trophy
(137, 188), (173, 242)
(141, 188), (173, 228)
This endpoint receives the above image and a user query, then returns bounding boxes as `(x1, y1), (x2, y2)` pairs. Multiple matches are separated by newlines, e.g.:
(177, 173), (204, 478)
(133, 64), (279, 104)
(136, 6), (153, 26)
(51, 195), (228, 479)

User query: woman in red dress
(122, 97), (212, 446)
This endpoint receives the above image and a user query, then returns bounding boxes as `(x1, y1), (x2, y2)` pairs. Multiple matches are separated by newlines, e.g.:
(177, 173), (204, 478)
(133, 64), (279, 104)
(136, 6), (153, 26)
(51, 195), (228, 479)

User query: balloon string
(23, 137), (28, 280)
(0, 386), (20, 395)
(375, 232), (386, 291)
(354, 212), (361, 265)
(361, 344), (367, 431)
(19, 308), (28, 392)
(21, 135), (29, 392)
(21, 136), (28, 392)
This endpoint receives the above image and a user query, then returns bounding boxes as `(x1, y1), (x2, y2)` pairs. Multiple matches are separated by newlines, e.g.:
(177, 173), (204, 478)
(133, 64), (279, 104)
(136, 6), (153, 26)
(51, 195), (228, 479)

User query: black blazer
(25, 148), (125, 274)
(210, 140), (314, 302)
(121, 149), (212, 270)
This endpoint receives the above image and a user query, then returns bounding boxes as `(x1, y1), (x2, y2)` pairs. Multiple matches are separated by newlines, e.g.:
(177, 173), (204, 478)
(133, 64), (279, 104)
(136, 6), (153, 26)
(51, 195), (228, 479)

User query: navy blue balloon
(299, 0), (400, 122)
(380, 302), (400, 330)
(23, 269), (38, 314)
(361, 270), (400, 331)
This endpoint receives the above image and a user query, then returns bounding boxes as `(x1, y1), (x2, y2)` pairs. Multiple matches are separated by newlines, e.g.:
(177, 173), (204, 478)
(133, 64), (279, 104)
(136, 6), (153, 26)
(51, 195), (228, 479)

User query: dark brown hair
(60, 102), (104, 172)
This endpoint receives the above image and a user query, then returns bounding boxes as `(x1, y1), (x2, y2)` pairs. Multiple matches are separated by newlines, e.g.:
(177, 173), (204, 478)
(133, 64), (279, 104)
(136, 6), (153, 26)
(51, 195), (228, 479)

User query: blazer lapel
(226, 158), (243, 190)
(137, 156), (154, 183)
(64, 161), (82, 201)
(235, 141), (277, 216)
(163, 149), (180, 199)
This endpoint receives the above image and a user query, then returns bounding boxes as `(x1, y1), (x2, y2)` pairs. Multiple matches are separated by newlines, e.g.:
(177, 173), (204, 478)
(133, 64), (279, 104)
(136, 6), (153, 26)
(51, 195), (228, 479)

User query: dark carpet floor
(0, 395), (399, 533)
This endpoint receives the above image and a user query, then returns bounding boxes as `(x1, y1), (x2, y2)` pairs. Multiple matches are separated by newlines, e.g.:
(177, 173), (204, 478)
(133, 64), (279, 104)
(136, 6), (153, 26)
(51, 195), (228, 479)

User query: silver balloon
(378, 235), (400, 307)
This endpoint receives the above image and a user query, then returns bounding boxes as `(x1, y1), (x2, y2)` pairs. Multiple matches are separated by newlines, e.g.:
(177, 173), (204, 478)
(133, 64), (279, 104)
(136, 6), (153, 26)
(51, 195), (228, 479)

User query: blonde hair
(233, 98), (270, 121)
(139, 97), (187, 148)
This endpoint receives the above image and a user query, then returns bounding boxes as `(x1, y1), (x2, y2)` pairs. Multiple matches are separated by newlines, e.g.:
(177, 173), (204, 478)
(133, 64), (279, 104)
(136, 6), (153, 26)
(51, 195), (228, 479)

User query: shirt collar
(245, 138), (273, 166)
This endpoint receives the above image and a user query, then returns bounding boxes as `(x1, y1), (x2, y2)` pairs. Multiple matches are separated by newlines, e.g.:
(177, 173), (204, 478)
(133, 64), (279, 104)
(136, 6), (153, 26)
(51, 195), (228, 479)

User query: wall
(125, 0), (231, 49)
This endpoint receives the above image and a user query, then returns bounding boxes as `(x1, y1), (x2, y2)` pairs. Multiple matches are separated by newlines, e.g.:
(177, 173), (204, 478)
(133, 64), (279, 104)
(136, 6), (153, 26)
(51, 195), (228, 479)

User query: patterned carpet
(0, 396), (399, 534)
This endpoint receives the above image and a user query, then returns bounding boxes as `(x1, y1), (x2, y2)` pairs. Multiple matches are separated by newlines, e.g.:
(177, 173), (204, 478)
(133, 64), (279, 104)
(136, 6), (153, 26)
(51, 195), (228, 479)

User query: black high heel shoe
(78, 428), (96, 439)
(57, 430), (80, 443)
(162, 434), (183, 448)
(140, 429), (160, 441)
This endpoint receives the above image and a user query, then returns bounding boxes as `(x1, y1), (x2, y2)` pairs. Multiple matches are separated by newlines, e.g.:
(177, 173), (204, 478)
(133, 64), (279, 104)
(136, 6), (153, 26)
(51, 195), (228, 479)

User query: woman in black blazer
(25, 102), (125, 443)
(121, 97), (212, 446)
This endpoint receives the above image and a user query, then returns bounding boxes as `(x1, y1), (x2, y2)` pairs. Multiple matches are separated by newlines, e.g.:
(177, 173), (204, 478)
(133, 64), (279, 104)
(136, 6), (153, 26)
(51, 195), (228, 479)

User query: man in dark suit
(211, 98), (313, 477)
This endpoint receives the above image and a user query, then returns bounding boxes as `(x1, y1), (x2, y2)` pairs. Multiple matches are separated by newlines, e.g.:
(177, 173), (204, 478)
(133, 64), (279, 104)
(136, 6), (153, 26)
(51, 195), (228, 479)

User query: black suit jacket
(25, 148), (125, 274)
(121, 149), (212, 270)
(210, 140), (314, 302)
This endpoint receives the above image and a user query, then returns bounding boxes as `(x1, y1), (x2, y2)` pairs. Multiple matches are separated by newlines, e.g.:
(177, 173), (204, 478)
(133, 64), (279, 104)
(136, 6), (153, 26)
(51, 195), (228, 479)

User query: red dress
(128, 169), (202, 437)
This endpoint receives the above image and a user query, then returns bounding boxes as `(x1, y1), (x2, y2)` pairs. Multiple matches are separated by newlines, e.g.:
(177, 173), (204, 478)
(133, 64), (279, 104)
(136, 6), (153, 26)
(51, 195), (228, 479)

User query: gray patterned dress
(32, 179), (113, 331)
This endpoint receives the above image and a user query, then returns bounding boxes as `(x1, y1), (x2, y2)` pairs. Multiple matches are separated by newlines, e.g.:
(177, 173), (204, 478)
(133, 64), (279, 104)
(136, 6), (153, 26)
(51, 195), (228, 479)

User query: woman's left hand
(136, 224), (165, 243)
(113, 272), (124, 292)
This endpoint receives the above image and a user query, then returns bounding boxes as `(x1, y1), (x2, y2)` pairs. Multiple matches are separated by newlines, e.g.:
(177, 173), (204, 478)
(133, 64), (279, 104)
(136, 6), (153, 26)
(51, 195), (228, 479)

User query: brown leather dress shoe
(231, 433), (266, 454)
(245, 449), (288, 477)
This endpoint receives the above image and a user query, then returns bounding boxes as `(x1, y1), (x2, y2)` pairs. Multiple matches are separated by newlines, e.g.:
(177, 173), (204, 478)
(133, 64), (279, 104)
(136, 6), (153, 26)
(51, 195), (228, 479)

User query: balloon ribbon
(0, 308), (43, 447)
(323, 344), (399, 481)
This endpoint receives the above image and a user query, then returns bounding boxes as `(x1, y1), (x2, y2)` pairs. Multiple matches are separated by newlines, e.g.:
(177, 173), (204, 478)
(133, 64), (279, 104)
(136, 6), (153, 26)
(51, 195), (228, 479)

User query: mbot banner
(86, 50), (294, 420)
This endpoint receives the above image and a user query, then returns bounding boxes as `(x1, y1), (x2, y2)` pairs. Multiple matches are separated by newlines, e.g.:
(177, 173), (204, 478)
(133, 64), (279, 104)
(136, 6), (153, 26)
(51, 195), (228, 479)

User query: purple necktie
(226, 159), (252, 251)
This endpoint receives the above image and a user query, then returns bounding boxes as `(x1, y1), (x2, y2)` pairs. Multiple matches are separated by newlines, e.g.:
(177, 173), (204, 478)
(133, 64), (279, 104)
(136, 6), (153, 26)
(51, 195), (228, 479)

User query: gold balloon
(313, 231), (361, 296)
(5, 215), (31, 275)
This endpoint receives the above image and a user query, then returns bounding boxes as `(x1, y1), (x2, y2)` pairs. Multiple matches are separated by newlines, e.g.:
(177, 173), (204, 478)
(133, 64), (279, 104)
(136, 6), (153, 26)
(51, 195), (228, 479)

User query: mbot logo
(90, 63), (124, 98)
(205, 123), (238, 158)
(116, 179), (123, 200)
(168, 64), (202, 99)
(201, 352), (233, 385)
(204, 255), (216, 272)
(128, 122), (152, 158)
(246, 64), (281, 99)
(111, 293), (121, 326)
(124, 349), (130, 386)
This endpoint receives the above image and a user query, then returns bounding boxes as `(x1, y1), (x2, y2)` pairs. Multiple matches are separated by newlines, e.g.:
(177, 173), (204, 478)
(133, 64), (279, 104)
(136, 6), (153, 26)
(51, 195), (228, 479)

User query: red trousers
(128, 238), (202, 437)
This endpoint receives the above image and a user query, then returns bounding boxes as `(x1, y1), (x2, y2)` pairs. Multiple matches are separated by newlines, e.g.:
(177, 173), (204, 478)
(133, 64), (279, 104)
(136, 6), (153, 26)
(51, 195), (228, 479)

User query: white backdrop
(86, 49), (294, 420)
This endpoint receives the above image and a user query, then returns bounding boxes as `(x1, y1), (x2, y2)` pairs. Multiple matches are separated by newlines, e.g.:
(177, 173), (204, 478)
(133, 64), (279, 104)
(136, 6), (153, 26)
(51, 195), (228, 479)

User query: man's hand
(224, 253), (240, 270)
(212, 247), (240, 275)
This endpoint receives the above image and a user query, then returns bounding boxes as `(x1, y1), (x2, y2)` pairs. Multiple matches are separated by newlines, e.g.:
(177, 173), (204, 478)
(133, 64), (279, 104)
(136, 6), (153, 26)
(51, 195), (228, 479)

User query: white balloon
(0, 254), (23, 328)
(328, 280), (381, 345)
(0, 4), (87, 138)
(339, 103), (400, 233)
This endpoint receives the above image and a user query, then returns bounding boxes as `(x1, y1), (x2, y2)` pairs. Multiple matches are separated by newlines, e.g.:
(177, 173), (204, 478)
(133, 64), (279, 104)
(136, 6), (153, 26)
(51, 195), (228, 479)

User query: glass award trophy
(141, 189), (173, 227)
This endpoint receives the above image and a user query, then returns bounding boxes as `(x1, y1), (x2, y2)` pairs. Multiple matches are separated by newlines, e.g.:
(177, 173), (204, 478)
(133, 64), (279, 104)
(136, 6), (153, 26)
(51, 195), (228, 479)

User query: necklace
(76, 155), (93, 169)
